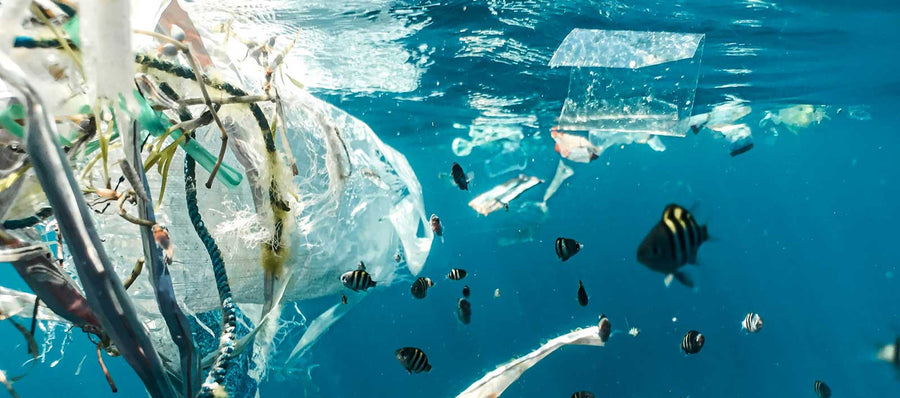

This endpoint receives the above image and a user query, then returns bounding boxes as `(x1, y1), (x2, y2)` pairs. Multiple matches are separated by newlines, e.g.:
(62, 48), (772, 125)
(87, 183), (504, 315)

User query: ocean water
(2, 0), (900, 397)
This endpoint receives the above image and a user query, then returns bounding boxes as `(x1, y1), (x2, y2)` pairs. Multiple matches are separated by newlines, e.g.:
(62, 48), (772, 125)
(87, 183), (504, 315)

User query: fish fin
(466, 171), (475, 183)
(371, 280), (377, 287)
(440, 236), (445, 244)
(424, 363), (432, 372)
(664, 274), (674, 287)
(672, 271), (694, 288)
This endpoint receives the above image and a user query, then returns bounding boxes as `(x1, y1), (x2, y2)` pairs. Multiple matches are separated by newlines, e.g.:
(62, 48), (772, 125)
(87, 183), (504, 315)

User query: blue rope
(185, 155), (236, 397)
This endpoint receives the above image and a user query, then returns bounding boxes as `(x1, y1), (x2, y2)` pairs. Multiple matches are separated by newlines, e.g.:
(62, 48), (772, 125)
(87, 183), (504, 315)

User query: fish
(462, 285), (470, 298)
(598, 314), (611, 343)
(393, 252), (402, 263)
(411, 277), (434, 299)
(340, 262), (377, 292)
(814, 380), (831, 398)
(395, 347), (431, 374)
(742, 313), (763, 333)
(341, 294), (347, 305)
(457, 298), (472, 325)
(628, 327), (640, 337)
(494, 288), (501, 298)
(555, 237), (582, 261)
(448, 268), (467, 280)
(637, 204), (708, 288)
(451, 162), (469, 190)
(681, 330), (704, 354)
(571, 391), (595, 398)
(430, 214), (443, 237)
(577, 281), (589, 306)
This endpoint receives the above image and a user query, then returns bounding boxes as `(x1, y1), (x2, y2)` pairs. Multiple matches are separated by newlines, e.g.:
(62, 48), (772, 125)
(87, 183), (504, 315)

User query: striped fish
(457, 298), (472, 325)
(637, 204), (709, 288)
(448, 268), (467, 280)
(395, 347), (431, 374)
(577, 280), (589, 306)
(742, 313), (763, 333)
(814, 380), (831, 398)
(598, 314), (611, 343)
(556, 237), (582, 261)
(411, 277), (434, 299)
(681, 330), (704, 354)
(340, 263), (377, 292)
(571, 391), (595, 398)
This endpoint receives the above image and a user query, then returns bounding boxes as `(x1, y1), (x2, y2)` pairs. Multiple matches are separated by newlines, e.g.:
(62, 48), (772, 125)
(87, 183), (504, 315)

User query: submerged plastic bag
(551, 29), (705, 137)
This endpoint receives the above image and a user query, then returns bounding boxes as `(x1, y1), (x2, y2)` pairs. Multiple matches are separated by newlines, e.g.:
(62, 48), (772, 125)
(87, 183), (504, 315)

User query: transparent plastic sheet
(1, 1), (431, 391)
(468, 175), (542, 216)
(456, 325), (608, 398)
(551, 29), (704, 137)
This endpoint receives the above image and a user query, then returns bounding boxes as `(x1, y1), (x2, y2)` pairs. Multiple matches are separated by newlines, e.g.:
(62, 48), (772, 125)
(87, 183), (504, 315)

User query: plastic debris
(550, 29), (705, 137)
(551, 129), (600, 163)
(456, 325), (607, 398)
(542, 160), (574, 206)
(485, 141), (528, 178)
(468, 175), (543, 216)
(760, 104), (829, 134)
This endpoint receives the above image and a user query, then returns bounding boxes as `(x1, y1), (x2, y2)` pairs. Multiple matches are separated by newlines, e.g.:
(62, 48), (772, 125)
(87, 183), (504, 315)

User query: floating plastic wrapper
(468, 175), (542, 216)
(549, 29), (705, 137)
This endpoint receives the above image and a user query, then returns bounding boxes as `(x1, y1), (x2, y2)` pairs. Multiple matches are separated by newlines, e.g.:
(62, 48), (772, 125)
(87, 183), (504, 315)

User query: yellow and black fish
(411, 277), (434, 299)
(396, 347), (431, 374)
(556, 237), (582, 261)
(637, 204), (708, 288)
(571, 391), (594, 398)
(340, 262), (377, 292)
(448, 268), (467, 280)
(577, 281), (588, 306)
(457, 298), (472, 325)
(814, 380), (831, 398)
(681, 330), (704, 354)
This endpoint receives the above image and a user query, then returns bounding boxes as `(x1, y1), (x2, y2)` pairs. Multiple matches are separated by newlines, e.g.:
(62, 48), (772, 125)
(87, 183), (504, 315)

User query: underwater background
(2, 0), (900, 397)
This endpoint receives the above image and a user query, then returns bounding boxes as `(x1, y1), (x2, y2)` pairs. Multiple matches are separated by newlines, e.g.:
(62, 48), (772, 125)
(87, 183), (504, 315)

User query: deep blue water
(3, 0), (900, 397)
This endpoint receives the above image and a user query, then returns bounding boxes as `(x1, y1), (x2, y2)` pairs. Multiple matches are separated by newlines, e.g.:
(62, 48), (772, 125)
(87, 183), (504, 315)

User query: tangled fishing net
(0, 0), (431, 396)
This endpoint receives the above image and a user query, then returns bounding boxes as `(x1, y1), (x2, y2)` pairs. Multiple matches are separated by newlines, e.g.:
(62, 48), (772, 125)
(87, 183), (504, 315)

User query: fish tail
(424, 363), (432, 373)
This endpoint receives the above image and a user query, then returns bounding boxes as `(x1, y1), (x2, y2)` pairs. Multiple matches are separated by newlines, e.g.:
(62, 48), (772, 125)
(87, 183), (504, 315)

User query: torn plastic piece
(468, 175), (542, 216)
(485, 141), (527, 178)
(760, 104), (829, 134)
(542, 160), (573, 205)
(730, 135), (754, 157)
(551, 129), (600, 163)
(550, 29), (705, 69)
(551, 29), (705, 137)
(456, 325), (607, 398)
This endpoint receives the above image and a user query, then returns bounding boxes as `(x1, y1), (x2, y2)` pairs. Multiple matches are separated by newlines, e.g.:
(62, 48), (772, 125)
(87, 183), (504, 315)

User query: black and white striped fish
(637, 204), (709, 288)
(457, 298), (472, 325)
(681, 330), (704, 354)
(598, 314), (611, 343)
(571, 391), (595, 398)
(395, 347), (431, 374)
(462, 285), (470, 298)
(577, 280), (589, 306)
(742, 313), (763, 333)
(448, 268), (467, 280)
(814, 380), (831, 398)
(411, 277), (434, 299)
(340, 262), (377, 292)
(556, 237), (582, 261)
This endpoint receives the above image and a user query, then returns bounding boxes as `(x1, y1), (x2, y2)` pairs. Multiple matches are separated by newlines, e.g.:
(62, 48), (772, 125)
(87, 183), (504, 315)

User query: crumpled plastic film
(551, 29), (705, 137)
